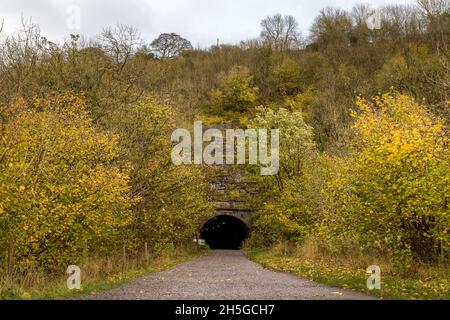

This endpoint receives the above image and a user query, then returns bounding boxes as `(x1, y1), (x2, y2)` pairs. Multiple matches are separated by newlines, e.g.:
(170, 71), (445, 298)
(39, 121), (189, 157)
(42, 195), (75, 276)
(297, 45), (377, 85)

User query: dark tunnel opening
(200, 215), (249, 250)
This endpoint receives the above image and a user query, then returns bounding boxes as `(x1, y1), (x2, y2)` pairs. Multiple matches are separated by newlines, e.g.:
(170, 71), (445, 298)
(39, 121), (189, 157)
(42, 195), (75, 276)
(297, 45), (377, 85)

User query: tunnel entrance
(200, 215), (249, 250)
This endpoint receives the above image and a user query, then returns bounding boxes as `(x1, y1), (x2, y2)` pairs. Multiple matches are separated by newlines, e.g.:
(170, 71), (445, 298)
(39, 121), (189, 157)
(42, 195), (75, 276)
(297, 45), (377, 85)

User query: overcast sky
(1, 0), (414, 47)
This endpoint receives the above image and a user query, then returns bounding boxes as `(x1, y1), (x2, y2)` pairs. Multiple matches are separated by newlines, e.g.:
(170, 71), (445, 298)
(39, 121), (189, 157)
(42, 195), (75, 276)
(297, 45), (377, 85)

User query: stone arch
(200, 214), (250, 250)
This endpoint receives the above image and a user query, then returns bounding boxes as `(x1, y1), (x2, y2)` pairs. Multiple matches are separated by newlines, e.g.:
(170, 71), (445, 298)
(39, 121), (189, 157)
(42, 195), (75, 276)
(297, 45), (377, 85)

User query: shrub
(211, 66), (259, 113)
(0, 93), (134, 270)
(325, 93), (449, 261)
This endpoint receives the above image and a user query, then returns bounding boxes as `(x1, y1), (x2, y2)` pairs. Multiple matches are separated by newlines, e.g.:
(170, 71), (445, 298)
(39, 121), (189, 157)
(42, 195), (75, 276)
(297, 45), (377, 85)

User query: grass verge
(245, 246), (449, 300)
(1, 246), (206, 300)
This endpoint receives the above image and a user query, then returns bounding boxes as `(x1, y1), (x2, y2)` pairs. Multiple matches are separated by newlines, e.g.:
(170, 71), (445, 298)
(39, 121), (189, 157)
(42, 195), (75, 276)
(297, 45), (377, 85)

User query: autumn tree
(310, 7), (353, 64)
(418, 0), (450, 50)
(100, 24), (142, 74)
(0, 93), (134, 270)
(151, 33), (193, 59)
(100, 95), (213, 253)
(249, 107), (316, 192)
(260, 14), (302, 51)
(375, 45), (450, 121)
(324, 93), (449, 262)
(211, 66), (259, 113)
(418, 0), (450, 16)
(247, 107), (317, 244)
(0, 18), (44, 103)
(273, 58), (303, 96)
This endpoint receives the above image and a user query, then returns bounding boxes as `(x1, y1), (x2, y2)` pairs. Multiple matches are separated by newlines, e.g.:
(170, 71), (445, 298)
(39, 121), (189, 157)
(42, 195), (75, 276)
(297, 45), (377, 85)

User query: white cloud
(0, 0), (414, 47)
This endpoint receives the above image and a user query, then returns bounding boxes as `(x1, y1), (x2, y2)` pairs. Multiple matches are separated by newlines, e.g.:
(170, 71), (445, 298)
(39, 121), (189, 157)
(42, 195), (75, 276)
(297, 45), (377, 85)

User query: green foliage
(375, 45), (450, 121)
(0, 93), (134, 270)
(211, 66), (259, 113)
(0, 20), (214, 277)
(249, 93), (449, 265)
(249, 107), (316, 190)
(0, 0), (449, 292)
(247, 107), (317, 245)
(0, 284), (24, 300)
(273, 58), (302, 96)
(248, 247), (450, 300)
(101, 95), (213, 254)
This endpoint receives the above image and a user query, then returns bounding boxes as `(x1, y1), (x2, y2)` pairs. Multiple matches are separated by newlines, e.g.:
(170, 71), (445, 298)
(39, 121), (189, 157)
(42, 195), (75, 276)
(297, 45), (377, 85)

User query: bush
(0, 93), (134, 270)
(329, 92), (449, 261)
(247, 106), (317, 244)
(101, 95), (213, 254)
(249, 92), (449, 265)
(211, 66), (259, 113)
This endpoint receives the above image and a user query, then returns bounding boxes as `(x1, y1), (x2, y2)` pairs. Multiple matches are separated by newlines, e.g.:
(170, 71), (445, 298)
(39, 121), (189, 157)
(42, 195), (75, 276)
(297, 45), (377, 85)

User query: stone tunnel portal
(200, 215), (249, 250)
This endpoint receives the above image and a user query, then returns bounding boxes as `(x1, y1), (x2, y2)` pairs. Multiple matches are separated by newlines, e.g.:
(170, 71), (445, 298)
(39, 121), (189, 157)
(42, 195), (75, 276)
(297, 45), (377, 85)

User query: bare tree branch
(260, 14), (302, 51)
(100, 24), (142, 75)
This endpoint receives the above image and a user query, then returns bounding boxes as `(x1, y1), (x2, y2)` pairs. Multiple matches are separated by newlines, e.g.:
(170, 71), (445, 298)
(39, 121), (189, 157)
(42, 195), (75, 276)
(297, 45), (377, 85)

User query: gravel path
(79, 250), (374, 300)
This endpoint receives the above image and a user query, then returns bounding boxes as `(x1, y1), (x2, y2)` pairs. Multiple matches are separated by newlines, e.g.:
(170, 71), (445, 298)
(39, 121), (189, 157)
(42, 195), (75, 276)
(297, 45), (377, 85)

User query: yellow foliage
(326, 92), (449, 261)
(0, 93), (134, 270)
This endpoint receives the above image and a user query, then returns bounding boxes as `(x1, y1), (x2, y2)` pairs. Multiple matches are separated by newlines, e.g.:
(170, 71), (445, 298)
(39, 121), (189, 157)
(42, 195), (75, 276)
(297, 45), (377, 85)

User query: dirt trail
(77, 250), (374, 300)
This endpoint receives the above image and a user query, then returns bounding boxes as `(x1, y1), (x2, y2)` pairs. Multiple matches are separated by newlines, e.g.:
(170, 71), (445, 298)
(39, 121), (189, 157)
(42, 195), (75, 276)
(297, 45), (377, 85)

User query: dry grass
(0, 245), (203, 300)
(246, 238), (449, 300)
